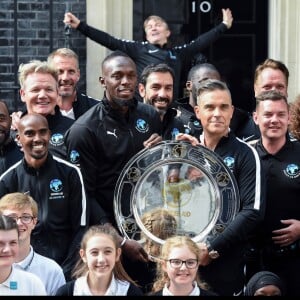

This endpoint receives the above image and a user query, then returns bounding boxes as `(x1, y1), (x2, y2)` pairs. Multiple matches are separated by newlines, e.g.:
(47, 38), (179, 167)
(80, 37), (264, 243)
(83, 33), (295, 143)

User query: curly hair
(141, 208), (177, 257)
(289, 94), (300, 140)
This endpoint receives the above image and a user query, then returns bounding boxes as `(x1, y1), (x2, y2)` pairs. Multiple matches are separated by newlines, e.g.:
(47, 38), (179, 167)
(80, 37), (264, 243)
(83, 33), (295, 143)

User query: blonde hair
(254, 58), (289, 86)
(152, 235), (208, 292)
(18, 60), (58, 89)
(47, 47), (79, 70)
(0, 192), (38, 218)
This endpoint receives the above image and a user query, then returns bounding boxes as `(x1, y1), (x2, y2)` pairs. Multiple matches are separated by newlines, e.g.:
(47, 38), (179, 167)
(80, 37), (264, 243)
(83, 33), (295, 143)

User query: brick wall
(0, 0), (87, 113)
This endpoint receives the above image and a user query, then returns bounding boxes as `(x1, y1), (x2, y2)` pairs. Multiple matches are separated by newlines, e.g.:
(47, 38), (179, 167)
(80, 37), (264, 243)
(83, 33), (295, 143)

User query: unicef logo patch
(223, 156), (235, 169)
(50, 133), (64, 147)
(50, 179), (63, 192)
(70, 150), (80, 164)
(284, 163), (300, 178)
(135, 118), (149, 133)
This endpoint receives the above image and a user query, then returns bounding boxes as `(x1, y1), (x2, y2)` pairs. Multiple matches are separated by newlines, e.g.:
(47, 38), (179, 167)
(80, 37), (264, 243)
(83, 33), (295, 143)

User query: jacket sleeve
(77, 21), (141, 58)
(210, 144), (265, 255)
(176, 23), (228, 59)
(64, 123), (110, 224)
(60, 165), (88, 280)
(0, 170), (16, 198)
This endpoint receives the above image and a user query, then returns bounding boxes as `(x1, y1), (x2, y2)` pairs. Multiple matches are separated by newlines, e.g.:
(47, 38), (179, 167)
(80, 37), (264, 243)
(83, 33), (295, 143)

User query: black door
(133, 0), (268, 112)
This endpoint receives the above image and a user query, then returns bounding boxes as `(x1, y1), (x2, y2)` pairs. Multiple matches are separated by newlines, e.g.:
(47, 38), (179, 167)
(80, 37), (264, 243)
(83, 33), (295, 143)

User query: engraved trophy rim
(114, 140), (240, 245)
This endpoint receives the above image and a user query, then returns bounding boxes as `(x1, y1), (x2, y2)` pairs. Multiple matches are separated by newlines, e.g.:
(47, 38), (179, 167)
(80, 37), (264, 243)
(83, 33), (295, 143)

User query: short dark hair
(0, 212), (18, 233)
(187, 63), (220, 81)
(139, 63), (175, 86)
(255, 90), (288, 108)
(101, 50), (132, 69)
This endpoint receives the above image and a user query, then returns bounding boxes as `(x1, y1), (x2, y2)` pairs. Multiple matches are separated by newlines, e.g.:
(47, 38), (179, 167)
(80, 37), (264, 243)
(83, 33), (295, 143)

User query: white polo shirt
(13, 246), (66, 295)
(0, 266), (46, 295)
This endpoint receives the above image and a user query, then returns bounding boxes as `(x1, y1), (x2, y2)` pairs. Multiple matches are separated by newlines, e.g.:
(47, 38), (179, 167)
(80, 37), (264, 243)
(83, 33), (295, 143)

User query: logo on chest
(284, 163), (300, 178)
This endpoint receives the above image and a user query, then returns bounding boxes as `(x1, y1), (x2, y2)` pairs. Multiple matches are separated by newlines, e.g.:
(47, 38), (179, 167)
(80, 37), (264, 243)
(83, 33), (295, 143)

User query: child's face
(2, 207), (37, 243)
(80, 233), (121, 279)
(163, 245), (199, 289)
(0, 229), (19, 269)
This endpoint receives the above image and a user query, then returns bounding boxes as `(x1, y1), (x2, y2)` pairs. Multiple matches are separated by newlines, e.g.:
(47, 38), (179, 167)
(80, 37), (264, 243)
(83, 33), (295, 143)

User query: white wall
(268, 0), (300, 102)
(86, 0), (133, 99)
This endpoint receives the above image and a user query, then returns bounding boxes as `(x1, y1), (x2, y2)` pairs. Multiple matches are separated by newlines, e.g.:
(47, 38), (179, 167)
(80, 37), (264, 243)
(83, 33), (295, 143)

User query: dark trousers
(262, 248), (300, 296)
(245, 242), (300, 296)
(199, 252), (246, 296)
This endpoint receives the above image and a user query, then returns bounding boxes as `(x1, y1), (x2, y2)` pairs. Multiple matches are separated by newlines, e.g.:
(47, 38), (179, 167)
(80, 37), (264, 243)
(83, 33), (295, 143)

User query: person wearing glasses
(148, 235), (217, 296)
(0, 192), (66, 295)
(0, 113), (88, 282)
(0, 213), (46, 295)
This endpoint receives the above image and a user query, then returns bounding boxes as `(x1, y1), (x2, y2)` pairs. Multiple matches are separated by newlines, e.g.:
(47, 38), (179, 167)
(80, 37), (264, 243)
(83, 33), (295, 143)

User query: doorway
(133, 0), (268, 112)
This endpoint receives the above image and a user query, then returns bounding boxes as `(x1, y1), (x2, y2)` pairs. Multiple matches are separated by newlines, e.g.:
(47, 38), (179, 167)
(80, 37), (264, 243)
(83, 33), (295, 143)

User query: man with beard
(0, 113), (87, 281)
(47, 48), (99, 120)
(64, 51), (162, 272)
(138, 63), (185, 140)
(0, 100), (23, 174)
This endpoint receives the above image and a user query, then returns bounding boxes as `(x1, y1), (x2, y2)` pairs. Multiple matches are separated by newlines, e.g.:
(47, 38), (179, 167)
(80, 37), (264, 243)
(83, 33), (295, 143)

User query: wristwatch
(207, 244), (220, 259)
(208, 249), (220, 259)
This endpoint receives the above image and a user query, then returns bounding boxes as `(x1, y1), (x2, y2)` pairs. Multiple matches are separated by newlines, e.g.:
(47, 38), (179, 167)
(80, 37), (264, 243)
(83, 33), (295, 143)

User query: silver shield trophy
(114, 141), (239, 247)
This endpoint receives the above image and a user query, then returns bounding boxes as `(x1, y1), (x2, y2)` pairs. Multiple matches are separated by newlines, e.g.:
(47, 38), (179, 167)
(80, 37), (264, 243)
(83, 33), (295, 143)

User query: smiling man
(64, 50), (163, 285)
(63, 9), (232, 100)
(0, 113), (87, 281)
(176, 79), (264, 296)
(47, 48), (99, 120)
(248, 90), (300, 296)
(138, 63), (184, 140)
(12, 60), (75, 159)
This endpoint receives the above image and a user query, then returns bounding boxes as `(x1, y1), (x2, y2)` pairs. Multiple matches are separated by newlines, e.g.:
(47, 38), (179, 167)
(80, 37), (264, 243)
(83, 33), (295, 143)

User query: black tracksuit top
(76, 21), (228, 99)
